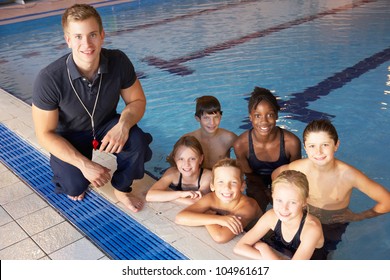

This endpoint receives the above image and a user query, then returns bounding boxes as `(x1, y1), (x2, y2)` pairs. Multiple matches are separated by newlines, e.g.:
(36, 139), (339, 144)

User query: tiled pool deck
(0, 88), (109, 259)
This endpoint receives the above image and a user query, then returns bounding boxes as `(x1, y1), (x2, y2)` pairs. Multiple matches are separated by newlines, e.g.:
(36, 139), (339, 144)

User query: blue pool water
(0, 0), (389, 259)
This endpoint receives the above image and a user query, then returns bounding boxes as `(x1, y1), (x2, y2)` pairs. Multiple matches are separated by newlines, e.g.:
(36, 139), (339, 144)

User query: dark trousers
(50, 116), (153, 196)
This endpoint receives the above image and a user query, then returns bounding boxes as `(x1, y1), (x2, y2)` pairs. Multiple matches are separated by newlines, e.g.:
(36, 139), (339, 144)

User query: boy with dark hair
(184, 95), (237, 169)
(194, 95), (222, 118)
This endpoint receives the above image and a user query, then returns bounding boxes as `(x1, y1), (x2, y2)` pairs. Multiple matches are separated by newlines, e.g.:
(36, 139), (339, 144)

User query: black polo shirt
(33, 48), (137, 133)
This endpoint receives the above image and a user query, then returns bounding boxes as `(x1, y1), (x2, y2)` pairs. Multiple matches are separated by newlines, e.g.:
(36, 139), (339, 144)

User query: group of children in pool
(145, 87), (390, 260)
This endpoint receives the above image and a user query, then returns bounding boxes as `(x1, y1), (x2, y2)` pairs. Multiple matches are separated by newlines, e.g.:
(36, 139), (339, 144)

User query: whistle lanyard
(66, 54), (102, 150)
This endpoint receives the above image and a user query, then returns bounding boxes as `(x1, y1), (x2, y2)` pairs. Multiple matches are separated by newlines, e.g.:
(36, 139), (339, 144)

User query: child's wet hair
(303, 119), (339, 144)
(195, 95), (222, 118)
(248, 87), (280, 113)
(167, 136), (204, 167)
(272, 170), (309, 201)
(212, 158), (244, 182)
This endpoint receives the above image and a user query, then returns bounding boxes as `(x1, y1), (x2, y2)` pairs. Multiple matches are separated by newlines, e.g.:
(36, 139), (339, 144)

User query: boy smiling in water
(175, 158), (261, 243)
(184, 96), (237, 170)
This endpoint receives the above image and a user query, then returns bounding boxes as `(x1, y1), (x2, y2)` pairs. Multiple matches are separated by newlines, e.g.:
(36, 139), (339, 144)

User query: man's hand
(99, 123), (129, 154)
(80, 160), (111, 188)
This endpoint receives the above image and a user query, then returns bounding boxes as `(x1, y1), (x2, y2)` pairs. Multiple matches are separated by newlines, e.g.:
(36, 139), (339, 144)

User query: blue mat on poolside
(0, 123), (187, 260)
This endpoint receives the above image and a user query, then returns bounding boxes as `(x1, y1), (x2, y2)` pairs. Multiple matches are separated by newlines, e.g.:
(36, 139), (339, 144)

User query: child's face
(249, 101), (277, 135)
(272, 183), (305, 222)
(197, 112), (221, 134)
(211, 166), (244, 203)
(304, 131), (339, 166)
(174, 146), (203, 176)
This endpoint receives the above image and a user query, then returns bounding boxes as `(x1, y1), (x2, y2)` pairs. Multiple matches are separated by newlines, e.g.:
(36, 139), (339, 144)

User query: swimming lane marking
(142, 0), (377, 76)
(108, 0), (260, 36)
(238, 46), (390, 128)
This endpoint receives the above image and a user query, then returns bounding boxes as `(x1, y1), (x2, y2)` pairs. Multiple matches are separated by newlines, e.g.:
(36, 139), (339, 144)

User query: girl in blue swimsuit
(146, 136), (212, 205)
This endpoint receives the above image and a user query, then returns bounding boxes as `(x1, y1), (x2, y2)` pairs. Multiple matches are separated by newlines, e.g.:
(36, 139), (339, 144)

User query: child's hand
(221, 215), (243, 235)
(332, 208), (362, 223)
(181, 191), (202, 200)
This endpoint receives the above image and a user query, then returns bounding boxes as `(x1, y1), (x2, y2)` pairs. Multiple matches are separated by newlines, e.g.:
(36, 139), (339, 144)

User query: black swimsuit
(273, 211), (307, 251)
(264, 211), (326, 259)
(169, 168), (204, 191)
(247, 127), (290, 187)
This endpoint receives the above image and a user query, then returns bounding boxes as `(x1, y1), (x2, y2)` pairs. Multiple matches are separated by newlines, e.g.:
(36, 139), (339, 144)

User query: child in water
(184, 95), (237, 169)
(146, 136), (212, 205)
(234, 87), (301, 212)
(272, 119), (390, 224)
(272, 119), (390, 255)
(234, 170), (324, 260)
(175, 158), (262, 244)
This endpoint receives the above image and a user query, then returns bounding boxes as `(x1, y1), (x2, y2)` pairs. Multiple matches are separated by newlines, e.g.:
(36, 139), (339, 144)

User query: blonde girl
(234, 170), (324, 260)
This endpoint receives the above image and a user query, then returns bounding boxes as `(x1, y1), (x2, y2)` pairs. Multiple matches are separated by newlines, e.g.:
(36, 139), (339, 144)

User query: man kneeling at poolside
(32, 4), (152, 212)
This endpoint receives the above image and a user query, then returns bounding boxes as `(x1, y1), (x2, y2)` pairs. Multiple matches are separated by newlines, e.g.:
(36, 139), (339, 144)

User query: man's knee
(51, 156), (89, 196)
(124, 126), (153, 156)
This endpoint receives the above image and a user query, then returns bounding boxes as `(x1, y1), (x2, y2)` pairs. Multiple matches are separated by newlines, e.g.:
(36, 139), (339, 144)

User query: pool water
(0, 0), (389, 259)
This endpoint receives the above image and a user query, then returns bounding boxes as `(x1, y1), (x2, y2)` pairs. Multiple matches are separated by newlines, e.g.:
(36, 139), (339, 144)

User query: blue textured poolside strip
(0, 123), (187, 260)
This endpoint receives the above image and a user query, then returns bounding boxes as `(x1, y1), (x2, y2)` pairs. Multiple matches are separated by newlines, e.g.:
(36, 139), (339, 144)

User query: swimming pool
(0, 0), (389, 259)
